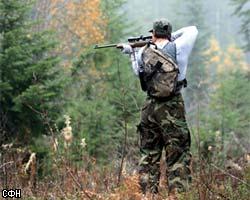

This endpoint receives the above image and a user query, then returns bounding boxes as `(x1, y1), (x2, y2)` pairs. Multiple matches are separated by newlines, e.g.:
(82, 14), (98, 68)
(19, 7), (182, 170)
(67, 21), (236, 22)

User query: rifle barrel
(94, 44), (117, 49)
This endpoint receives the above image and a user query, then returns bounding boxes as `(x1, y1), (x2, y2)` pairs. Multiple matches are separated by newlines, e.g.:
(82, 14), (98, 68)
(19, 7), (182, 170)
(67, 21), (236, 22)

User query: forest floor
(1, 146), (250, 200)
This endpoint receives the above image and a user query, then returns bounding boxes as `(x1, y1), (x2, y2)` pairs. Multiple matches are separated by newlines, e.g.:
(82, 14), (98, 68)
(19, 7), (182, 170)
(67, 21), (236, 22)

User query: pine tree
(231, 0), (250, 51)
(205, 40), (250, 155)
(210, 70), (250, 155)
(63, 0), (143, 163)
(0, 0), (65, 144)
(175, 0), (211, 123)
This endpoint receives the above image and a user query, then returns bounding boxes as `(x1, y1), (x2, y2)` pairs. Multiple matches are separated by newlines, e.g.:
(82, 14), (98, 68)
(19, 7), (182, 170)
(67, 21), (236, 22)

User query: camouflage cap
(149, 19), (172, 37)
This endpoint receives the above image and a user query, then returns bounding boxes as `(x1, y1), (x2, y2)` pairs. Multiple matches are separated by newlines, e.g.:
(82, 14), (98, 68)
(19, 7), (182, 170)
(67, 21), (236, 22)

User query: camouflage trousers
(137, 93), (192, 194)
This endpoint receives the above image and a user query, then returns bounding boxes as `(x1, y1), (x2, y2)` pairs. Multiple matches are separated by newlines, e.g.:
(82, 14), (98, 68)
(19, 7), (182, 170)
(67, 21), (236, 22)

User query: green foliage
(61, 0), (144, 163)
(224, 183), (250, 200)
(101, 0), (128, 42)
(231, 0), (250, 51)
(0, 0), (65, 144)
(180, 0), (210, 106)
(209, 70), (250, 156)
(173, 1), (212, 156)
(64, 51), (143, 163)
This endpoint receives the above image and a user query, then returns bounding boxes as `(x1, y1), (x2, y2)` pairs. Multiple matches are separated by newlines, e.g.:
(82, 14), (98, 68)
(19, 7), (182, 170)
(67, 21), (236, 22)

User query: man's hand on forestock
(116, 43), (133, 54)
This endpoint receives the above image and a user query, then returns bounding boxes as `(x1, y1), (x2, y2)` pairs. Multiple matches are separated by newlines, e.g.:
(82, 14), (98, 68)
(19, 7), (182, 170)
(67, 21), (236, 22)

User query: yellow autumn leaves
(62, 0), (106, 45)
(204, 36), (249, 75)
(38, 0), (107, 66)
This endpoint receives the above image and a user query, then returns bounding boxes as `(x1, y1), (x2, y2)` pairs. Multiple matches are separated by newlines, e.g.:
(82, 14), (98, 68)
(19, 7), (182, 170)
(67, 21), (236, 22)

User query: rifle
(94, 35), (152, 49)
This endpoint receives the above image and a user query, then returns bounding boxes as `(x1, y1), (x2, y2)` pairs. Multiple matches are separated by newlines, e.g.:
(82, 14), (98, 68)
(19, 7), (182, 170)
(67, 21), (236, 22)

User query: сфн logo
(2, 189), (21, 198)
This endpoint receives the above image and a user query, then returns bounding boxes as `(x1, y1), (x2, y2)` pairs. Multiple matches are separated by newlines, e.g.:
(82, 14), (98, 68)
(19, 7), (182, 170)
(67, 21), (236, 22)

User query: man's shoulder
(162, 41), (176, 49)
(161, 42), (177, 62)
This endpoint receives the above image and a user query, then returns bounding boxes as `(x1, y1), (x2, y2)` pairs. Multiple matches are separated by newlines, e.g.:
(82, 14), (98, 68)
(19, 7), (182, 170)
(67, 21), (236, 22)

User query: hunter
(119, 19), (198, 200)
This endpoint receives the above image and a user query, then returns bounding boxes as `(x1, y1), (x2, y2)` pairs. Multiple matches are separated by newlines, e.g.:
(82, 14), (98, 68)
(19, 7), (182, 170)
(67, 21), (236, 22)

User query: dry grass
(1, 146), (249, 200)
(1, 118), (249, 200)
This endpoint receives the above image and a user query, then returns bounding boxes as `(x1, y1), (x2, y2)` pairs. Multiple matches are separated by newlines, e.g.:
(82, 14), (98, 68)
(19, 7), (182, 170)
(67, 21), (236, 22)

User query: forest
(0, 0), (249, 199)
